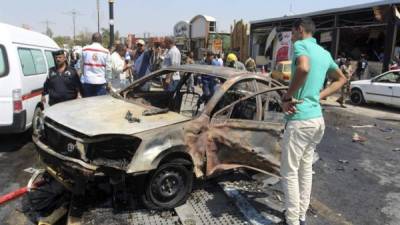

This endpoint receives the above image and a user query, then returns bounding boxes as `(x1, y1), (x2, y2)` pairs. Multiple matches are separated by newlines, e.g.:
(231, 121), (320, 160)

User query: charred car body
(33, 64), (287, 209)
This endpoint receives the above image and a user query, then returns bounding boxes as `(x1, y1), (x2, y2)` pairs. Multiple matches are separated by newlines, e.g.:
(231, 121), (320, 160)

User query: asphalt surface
(0, 103), (400, 225)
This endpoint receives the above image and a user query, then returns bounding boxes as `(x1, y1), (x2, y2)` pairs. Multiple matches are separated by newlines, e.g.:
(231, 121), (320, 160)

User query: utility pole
(96, 0), (100, 33)
(64, 9), (82, 45)
(108, 0), (115, 49)
(40, 19), (55, 37)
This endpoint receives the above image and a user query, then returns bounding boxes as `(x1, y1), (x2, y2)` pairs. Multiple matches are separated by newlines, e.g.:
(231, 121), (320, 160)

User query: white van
(0, 23), (59, 133)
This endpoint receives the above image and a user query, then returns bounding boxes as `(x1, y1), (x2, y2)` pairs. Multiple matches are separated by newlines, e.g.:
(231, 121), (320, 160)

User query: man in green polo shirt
(280, 18), (346, 225)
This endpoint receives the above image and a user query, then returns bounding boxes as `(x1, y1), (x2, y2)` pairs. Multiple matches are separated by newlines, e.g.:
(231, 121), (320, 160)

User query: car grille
(42, 119), (82, 159)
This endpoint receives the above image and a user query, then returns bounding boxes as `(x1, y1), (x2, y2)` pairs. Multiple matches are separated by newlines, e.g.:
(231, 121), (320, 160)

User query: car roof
(161, 64), (252, 79)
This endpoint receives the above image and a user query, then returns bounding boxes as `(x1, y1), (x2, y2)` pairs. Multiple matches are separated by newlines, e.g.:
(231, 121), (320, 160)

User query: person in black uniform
(41, 50), (82, 106)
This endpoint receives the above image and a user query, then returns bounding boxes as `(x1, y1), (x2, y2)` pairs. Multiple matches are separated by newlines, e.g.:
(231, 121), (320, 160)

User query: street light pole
(96, 0), (100, 33)
(108, 0), (115, 49)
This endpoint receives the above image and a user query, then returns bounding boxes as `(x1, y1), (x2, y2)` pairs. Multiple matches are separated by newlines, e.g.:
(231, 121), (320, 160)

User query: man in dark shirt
(41, 50), (82, 106)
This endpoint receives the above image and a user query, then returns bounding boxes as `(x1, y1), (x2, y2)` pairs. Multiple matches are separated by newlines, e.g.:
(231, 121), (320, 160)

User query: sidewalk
(321, 95), (400, 122)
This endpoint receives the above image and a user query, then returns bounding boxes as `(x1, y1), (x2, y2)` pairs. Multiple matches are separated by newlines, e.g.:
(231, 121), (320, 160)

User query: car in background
(350, 70), (400, 107)
(271, 60), (291, 85)
(33, 64), (287, 209)
(0, 23), (59, 134)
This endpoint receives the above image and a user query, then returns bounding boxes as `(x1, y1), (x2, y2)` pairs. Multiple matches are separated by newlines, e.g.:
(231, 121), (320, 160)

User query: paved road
(1, 103), (400, 225)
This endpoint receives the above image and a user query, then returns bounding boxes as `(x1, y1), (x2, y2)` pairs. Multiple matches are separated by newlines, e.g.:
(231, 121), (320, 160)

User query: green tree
(53, 36), (72, 48)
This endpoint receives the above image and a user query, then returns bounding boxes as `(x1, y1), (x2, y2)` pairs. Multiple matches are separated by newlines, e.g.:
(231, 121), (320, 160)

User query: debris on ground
(37, 205), (68, 225)
(393, 148), (400, 152)
(336, 166), (345, 171)
(352, 133), (367, 143)
(23, 167), (39, 174)
(338, 160), (349, 164)
(262, 177), (281, 187)
(351, 124), (375, 129)
(275, 194), (282, 202)
(379, 127), (394, 133)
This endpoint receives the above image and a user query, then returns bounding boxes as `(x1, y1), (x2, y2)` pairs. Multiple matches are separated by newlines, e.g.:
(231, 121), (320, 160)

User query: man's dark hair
(164, 37), (175, 46)
(115, 43), (125, 53)
(92, 33), (102, 43)
(293, 18), (315, 34)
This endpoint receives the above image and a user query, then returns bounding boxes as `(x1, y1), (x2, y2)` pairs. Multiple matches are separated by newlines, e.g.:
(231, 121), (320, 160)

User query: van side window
(18, 48), (47, 76)
(0, 45), (8, 78)
(30, 49), (47, 74)
(44, 50), (55, 69)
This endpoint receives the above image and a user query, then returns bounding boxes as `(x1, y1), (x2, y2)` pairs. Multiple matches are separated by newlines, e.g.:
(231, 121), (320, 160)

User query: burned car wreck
(33, 64), (287, 209)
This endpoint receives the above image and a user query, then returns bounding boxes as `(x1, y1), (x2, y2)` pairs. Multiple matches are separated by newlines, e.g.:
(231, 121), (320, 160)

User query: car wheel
(32, 107), (44, 136)
(142, 159), (193, 209)
(350, 89), (365, 105)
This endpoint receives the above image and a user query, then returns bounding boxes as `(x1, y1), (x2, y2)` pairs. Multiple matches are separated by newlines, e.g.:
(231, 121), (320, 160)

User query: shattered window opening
(211, 79), (257, 117)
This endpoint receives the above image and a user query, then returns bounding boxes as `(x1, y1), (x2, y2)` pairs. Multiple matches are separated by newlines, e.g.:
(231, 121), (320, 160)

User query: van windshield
(0, 45), (8, 78)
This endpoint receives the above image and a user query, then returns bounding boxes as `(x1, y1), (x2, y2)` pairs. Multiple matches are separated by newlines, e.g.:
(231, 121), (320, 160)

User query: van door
(17, 47), (48, 127)
(0, 44), (12, 125)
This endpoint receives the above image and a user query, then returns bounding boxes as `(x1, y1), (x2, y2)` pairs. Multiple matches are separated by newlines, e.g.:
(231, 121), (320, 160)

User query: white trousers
(281, 117), (325, 225)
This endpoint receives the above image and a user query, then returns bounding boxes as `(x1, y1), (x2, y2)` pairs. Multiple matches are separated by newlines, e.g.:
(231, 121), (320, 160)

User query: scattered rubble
(23, 167), (39, 174)
(351, 124), (375, 129)
(352, 133), (367, 143)
(379, 127), (394, 133)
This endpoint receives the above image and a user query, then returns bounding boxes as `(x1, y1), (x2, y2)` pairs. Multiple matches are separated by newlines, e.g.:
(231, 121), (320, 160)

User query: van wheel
(32, 107), (43, 136)
(350, 89), (365, 105)
(141, 159), (193, 209)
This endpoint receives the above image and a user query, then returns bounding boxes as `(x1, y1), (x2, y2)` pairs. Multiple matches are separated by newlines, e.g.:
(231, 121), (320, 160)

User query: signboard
(213, 39), (223, 52)
(273, 31), (292, 63)
(174, 21), (189, 37)
(320, 31), (332, 43)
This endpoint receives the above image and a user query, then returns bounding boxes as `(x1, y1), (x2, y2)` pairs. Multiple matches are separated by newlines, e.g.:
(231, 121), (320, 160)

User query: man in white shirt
(81, 33), (112, 97)
(162, 37), (181, 91)
(111, 43), (130, 90)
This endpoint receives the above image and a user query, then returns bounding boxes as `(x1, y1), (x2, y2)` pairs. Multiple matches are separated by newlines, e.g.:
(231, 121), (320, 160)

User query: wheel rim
(150, 168), (185, 202)
(351, 91), (361, 104)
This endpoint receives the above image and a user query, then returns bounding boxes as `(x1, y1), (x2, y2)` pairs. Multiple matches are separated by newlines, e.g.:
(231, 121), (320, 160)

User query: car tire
(142, 159), (193, 209)
(32, 106), (43, 137)
(350, 89), (365, 105)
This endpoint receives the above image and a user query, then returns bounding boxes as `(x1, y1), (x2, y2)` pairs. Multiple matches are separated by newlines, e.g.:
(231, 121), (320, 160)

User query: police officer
(41, 50), (82, 106)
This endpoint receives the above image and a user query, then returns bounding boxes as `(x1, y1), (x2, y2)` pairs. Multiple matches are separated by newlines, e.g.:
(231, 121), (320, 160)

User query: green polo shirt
(286, 37), (338, 121)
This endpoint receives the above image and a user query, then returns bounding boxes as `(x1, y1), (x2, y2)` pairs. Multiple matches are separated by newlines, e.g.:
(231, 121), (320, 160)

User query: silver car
(33, 64), (287, 209)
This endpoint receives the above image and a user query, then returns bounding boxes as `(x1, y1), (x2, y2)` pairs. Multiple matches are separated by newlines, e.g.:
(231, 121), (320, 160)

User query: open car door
(205, 86), (287, 177)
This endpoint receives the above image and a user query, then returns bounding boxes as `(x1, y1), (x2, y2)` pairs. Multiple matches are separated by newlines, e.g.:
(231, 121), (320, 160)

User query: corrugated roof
(250, 0), (400, 25)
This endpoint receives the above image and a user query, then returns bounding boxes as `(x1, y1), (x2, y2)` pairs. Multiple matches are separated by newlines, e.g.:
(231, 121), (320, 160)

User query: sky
(0, 0), (381, 37)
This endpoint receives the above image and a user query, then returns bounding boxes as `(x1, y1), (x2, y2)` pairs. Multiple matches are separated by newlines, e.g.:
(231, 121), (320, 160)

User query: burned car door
(205, 81), (286, 177)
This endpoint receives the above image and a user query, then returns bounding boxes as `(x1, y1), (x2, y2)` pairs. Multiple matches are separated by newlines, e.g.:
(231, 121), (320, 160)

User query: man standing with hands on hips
(280, 18), (346, 225)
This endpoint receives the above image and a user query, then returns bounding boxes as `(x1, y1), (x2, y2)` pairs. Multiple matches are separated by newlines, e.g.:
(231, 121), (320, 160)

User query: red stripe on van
(22, 90), (42, 101)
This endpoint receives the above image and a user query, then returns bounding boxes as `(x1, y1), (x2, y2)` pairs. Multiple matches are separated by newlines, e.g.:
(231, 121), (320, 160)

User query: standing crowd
(41, 32), (256, 106)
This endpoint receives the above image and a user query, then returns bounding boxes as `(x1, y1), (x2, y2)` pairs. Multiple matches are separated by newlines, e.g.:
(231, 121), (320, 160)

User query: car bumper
(33, 136), (103, 194)
(0, 110), (26, 133)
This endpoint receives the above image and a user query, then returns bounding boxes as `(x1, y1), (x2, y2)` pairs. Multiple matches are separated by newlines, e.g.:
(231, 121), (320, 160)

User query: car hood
(351, 79), (371, 86)
(44, 96), (190, 136)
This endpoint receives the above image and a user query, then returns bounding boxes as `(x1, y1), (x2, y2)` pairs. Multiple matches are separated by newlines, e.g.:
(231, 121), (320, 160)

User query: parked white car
(0, 23), (59, 133)
(350, 70), (400, 107)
